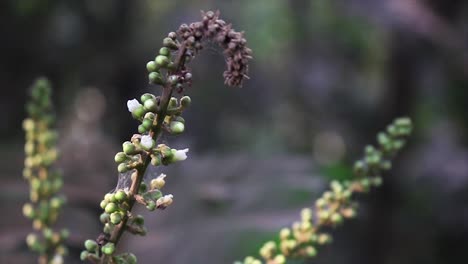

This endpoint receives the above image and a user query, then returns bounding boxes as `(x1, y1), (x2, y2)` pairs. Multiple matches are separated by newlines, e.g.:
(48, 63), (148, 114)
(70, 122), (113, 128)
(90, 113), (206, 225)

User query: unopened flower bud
(149, 72), (164, 85)
(146, 61), (158, 72)
(104, 203), (118, 214)
(155, 55), (170, 67)
(101, 242), (115, 255)
(114, 152), (127, 163)
(84, 239), (98, 252)
(110, 212), (123, 225)
(170, 121), (185, 134)
(180, 96), (191, 107)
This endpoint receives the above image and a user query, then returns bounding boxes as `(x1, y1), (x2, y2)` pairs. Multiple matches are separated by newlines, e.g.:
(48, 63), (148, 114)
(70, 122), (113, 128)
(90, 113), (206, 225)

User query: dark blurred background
(1, 0), (468, 263)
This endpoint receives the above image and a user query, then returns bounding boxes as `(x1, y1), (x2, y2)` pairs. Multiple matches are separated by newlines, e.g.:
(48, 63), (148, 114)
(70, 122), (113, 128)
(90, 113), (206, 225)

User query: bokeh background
(1, 0), (468, 263)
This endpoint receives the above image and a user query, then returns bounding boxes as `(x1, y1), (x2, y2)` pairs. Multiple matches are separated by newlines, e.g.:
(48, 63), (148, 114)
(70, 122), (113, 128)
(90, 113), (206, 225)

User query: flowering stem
(100, 43), (187, 264)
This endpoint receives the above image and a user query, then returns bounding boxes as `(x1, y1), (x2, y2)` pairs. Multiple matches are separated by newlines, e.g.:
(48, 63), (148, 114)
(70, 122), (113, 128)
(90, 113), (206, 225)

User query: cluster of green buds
(81, 93), (189, 263)
(22, 78), (68, 264)
(236, 117), (412, 264)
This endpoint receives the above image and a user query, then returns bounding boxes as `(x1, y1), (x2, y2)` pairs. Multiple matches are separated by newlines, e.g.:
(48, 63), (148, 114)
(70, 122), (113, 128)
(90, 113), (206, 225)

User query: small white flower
(51, 255), (63, 264)
(127, 99), (142, 112)
(156, 194), (174, 208)
(140, 135), (154, 150)
(172, 148), (189, 161)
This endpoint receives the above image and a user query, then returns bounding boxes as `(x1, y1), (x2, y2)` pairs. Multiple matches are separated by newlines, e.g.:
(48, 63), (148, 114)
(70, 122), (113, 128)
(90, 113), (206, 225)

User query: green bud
(123, 141), (137, 155)
(163, 37), (178, 49)
(173, 116), (185, 124)
(104, 193), (113, 201)
(168, 97), (178, 108)
(110, 212), (123, 225)
(148, 72), (164, 85)
(105, 203), (118, 214)
(331, 213), (343, 224)
(101, 242), (115, 255)
(80, 251), (89, 261)
(100, 213), (110, 224)
(170, 121), (185, 134)
(115, 190), (127, 202)
(84, 239), (98, 252)
(22, 203), (34, 218)
(138, 124), (147, 134)
(100, 200), (108, 209)
(394, 117), (412, 128)
(103, 223), (112, 234)
(139, 182), (147, 193)
(142, 118), (153, 130)
(141, 93), (155, 103)
(114, 152), (127, 163)
(180, 96), (191, 107)
(155, 55), (170, 67)
(143, 98), (157, 112)
(133, 215), (145, 225)
(151, 155), (161, 166)
(353, 160), (366, 175)
(159, 47), (170, 56)
(146, 200), (156, 211)
(132, 105), (146, 119)
(146, 61), (158, 72)
(144, 112), (155, 120)
(118, 163), (129, 173)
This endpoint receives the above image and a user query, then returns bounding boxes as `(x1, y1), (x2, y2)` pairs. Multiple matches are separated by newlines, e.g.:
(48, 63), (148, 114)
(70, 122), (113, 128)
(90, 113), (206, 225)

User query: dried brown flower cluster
(176, 10), (252, 87)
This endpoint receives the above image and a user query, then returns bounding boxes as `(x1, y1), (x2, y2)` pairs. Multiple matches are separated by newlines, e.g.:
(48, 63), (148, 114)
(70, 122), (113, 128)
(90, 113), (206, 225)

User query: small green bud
(180, 96), (191, 107)
(100, 213), (110, 224)
(118, 163), (129, 173)
(168, 97), (178, 108)
(114, 152), (127, 163)
(80, 251), (89, 261)
(133, 215), (145, 225)
(151, 155), (161, 166)
(22, 203), (34, 218)
(146, 61), (158, 72)
(155, 55), (170, 67)
(100, 200), (108, 209)
(331, 213), (343, 224)
(394, 117), (412, 128)
(142, 118), (153, 130)
(143, 98), (157, 112)
(138, 124), (147, 134)
(148, 72), (164, 85)
(105, 203), (118, 214)
(353, 160), (366, 175)
(122, 141), (137, 155)
(159, 47), (170, 56)
(139, 182), (147, 193)
(104, 193), (113, 201)
(84, 239), (98, 252)
(103, 223), (113, 234)
(110, 212), (123, 225)
(115, 190), (127, 202)
(132, 105), (146, 119)
(141, 93), (155, 103)
(146, 200), (156, 211)
(101, 242), (115, 255)
(170, 121), (185, 134)
(380, 160), (392, 170)
(163, 37), (178, 49)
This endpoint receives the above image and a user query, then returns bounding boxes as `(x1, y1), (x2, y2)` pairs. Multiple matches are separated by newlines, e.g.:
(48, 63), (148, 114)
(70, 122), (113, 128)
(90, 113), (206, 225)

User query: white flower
(127, 99), (142, 112)
(140, 135), (154, 150)
(172, 148), (189, 161)
(156, 194), (174, 208)
(51, 255), (63, 264)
